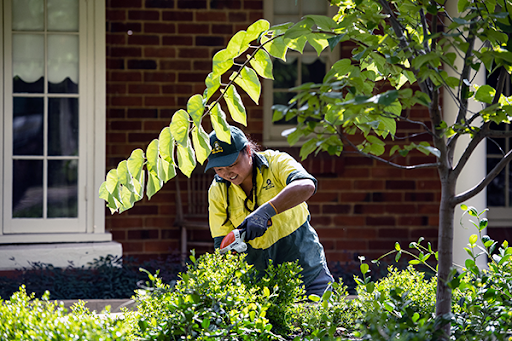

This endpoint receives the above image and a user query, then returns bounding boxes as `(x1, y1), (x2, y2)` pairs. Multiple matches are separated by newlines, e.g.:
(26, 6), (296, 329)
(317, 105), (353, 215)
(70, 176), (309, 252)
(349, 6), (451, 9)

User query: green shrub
(124, 251), (305, 340)
(0, 286), (131, 340)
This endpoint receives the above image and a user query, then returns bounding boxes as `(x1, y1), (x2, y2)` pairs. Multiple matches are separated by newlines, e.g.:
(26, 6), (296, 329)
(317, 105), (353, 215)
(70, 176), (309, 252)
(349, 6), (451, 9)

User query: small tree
(100, 0), (512, 337)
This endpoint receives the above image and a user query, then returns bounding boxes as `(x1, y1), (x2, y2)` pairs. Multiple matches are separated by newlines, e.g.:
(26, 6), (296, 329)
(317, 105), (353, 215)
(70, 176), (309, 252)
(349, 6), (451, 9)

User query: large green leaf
(475, 84), (496, 104)
(187, 94), (204, 128)
(304, 15), (337, 30)
(116, 160), (133, 191)
(146, 139), (159, 175)
(158, 127), (175, 163)
(99, 182), (118, 214)
(243, 19), (270, 46)
(177, 141), (196, 177)
(204, 72), (221, 101)
(146, 169), (162, 200)
(262, 35), (288, 61)
(212, 49), (234, 79)
(210, 103), (231, 143)
(249, 49), (273, 80)
(192, 125), (211, 165)
(284, 18), (314, 40)
(285, 36), (308, 53)
(224, 85), (247, 125)
(170, 109), (190, 146)
(157, 157), (176, 183)
(232, 67), (261, 104)
(127, 149), (145, 183)
(225, 30), (248, 58)
(306, 33), (330, 56)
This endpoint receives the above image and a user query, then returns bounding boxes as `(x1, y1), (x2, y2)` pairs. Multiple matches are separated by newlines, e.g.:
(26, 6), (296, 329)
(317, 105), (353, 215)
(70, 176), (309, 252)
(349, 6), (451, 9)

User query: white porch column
(444, 1), (487, 269)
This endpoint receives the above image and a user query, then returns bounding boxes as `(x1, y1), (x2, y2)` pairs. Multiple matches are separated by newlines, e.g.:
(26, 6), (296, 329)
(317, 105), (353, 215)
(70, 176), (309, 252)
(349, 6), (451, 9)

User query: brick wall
(105, 0), (441, 267)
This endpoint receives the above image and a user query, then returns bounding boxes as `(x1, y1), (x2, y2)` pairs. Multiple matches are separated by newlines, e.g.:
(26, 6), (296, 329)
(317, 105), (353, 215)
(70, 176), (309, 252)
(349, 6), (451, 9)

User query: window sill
(0, 232), (112, 244)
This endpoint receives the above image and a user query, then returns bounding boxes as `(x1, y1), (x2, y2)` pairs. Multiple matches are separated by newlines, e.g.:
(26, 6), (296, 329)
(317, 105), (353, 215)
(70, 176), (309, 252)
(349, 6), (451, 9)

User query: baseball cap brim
(204, 150), (240, 171)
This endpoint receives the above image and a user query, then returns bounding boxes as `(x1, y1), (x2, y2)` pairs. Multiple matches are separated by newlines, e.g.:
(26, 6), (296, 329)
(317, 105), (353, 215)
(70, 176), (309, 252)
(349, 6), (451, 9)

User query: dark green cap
(205, 126), (248, 171)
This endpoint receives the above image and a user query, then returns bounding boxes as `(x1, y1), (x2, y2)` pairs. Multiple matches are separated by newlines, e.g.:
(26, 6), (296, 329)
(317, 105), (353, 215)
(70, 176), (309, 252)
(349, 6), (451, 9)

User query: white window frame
(263, 0), (339, 147)
(0, 0), (109, 243)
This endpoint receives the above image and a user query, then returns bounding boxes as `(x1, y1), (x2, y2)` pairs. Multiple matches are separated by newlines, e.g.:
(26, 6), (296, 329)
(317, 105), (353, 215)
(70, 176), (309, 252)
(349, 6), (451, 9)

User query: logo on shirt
(212, 141), (223, 154)
(263, 179), (275, 190)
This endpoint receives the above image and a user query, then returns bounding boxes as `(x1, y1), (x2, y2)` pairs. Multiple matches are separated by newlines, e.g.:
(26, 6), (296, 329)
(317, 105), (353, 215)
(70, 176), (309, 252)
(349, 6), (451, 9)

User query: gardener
(206, 125), (333, 297)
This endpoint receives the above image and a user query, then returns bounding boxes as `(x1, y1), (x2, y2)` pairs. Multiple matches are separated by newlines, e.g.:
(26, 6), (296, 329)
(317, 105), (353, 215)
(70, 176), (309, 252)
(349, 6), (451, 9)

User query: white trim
(0, 232), (112, 244)
(487, 207), (512, 227)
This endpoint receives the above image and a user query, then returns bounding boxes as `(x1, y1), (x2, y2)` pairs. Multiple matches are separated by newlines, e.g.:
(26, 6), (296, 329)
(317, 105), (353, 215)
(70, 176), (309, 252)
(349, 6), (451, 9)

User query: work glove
(239, 202), (277, 241)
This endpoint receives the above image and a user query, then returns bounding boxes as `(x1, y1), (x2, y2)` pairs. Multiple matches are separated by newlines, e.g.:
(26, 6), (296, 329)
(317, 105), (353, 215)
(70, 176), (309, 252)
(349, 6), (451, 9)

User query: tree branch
(339, 131), (441, 170)
(452, 149), (512, 205)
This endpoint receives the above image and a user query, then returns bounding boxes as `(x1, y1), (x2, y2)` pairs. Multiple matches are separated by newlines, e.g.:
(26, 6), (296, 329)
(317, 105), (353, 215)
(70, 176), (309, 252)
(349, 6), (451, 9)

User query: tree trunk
(435, 171), (456, 338)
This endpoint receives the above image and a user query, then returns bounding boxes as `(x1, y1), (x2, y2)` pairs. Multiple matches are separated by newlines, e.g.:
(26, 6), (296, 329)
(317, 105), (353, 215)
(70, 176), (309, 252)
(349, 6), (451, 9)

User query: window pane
(48, 98), (79, 156)
(302, 57), (326, 84)
(487, 158), (505, 206)
(13, 97), (44, 156)
(274, 0), (299, 15)
(273, 58), (298, 89)
(303, 0), (327, 14)
(12, 0), (44, 31)
(48, 160), (78, 218)
(48, 35), (79, 93)
(13, 160), (43, 218)
(48, 0), (79, 31)
(487, 138), (505, 155)
(13, 34), (44, 93)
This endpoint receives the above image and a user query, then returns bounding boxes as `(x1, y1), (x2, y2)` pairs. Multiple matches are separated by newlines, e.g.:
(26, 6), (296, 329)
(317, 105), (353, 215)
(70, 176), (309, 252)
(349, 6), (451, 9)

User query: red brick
(128, 10), (160, 20)
(398, 216), (429, 226)
(325, 251), (353, 263)
(228, 11), (247, 22)
(339, 192), (367, 202)
(162, 35), (194, 45)
(129, 84), (160, 94)
(108, 84), (126, 94)
(107, 9), (126, 21)
(111, 47), (142, 58)
(111, 230), (126, 241)
(244, 1), (262, 10)
(212, 24), (234, 34)
(418, 204), (439, 214)
(145, 0), (175, 8)
(332, 216), (365, 227)
(162, 84), (193, 94)
(354, 180), (385, 190)
(210, 0), (242, 9)
(343, 168), (370, 178)
(308, 192), (338, 203)
(310, 216), (332, 226)
(128, 35), (160, 45)
(177, 0), (207, 9)
(127, 205), (159, 215)
(345, 228), (377, 239)
(111, 95), (143, 106)
(354, 204), (385, 215)
(110, 0), (142, 8)
(336, 240), (368, 251)
(127, 108), (158, 118)
(323, 204), (351, 214)
(110, 217), (144, 229)
(111, 22), (142, 33)
(386, 180), (415, 190)
(144, 72), (176, 82)
(371, 192), (403, 202)
(385, 204), (417, 214)
(196, 36), (225, 46)
(107, 58), (125, 69)
(110, 71), (142, 82)
(161, 228), (180, 239)
(316, 227), (346, 239)
(145, 96), (176, 106)
(122, 242), (144, 253)
(144, 23), (176, 34)
(144, 120), (172, 131)
(366, 216), (396, 226)
(378, 228), (409, 239)
(162, 10), (193, 21)
(177, 23), (209, 34)
(193, 60), (211, 70)
(410, 228), (438, 239)
(107, 132), (127, 144)
(144, 47), (176, 58)
(128, 229), (159, 239)
(177, 47), (210, 58)
(144, 241), (179, 252)
(196, 11), (228, 22)
(371, 167), (404, 178)
(178, 72), (208, 82)
(160, 60), (191, 70)
(110, 120), (142, 131)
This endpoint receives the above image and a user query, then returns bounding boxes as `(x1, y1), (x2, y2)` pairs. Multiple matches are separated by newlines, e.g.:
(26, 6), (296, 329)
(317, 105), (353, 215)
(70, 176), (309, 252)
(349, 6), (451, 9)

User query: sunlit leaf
(232, 67), (261, 104)
(177, 142), (196, 177)
(210, 103), (231, 143)
(225, 30), (248, 58)
(306, 33), (331, 56)
(146, 169), (162, 200)
(192, 125), (211, 165)
(205, 73), (221, 101)
(127, 149), (145, 182)
(475, 84), (496, 104)
(262, 35), (288, 61)
(146, 139), (159, 175)
(249, 49), (273, 80)
(187, 94), (204, 128)
(224, 85), (247, 126)
(170, 109), (190, 146)
(243, 19), (270, 46)
(159, 127), (175, 163)
(212, 49), (234, 79)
